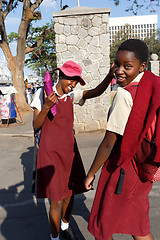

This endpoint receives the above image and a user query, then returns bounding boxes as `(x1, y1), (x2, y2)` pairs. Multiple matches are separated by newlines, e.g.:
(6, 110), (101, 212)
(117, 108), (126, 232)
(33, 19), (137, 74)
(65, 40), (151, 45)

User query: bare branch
(3, 0), (15, 19)
(30, 0), (43, 12)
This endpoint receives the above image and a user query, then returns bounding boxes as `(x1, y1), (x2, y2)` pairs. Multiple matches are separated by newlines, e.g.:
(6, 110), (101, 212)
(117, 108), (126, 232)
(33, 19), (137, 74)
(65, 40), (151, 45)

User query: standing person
(84, 39), (160, 240)
(30, 60), (114, 240)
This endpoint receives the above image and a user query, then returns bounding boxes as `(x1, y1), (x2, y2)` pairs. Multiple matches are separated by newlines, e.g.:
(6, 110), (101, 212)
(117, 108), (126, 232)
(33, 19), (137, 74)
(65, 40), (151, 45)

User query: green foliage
(110, 25), (134, 64)
(144, 29), (160, 61)
(7, 32), (18, 43)
(25, 21), (57, 78)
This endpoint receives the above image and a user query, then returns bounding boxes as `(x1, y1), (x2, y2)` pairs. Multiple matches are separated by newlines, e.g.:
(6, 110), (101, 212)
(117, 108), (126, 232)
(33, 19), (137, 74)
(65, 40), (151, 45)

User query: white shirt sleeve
(73, 89), (85, 106)
(30, 88), (44, 111)
(107, 88), (133, 136)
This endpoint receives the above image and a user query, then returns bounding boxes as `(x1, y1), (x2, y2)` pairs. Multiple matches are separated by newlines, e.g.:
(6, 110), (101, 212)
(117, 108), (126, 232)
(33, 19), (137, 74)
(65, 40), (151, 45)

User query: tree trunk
(0, 0), (43, 114)
(10, 65), (31, 113)
(7, 53), (31, 114)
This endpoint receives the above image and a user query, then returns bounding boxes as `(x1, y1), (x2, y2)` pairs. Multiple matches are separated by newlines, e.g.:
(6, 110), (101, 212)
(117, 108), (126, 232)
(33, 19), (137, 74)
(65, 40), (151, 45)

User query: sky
(1, 0), (160, 76)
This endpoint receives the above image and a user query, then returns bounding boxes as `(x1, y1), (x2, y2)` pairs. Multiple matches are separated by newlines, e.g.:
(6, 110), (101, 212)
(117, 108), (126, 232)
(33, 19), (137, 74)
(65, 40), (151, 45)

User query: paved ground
(0, 112), (160, 240)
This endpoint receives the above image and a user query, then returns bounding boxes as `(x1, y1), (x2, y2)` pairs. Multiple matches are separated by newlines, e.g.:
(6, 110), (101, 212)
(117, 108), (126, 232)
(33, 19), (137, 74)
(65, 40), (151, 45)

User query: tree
(24, 21), (57, 79)
(113, 0), (160, 14)
(110, 24), (135, 63)
(144, 28), (160, 62)
(0, 0), (56, 112)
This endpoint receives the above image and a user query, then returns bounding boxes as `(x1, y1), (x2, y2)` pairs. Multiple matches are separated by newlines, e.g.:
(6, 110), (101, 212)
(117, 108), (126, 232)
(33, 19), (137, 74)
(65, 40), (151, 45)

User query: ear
(139, 62), (147, 73)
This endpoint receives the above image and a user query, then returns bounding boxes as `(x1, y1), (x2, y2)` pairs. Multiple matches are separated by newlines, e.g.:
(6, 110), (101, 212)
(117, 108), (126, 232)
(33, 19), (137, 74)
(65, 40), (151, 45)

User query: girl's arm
(84, 130), (118, 190)
(33, 91), (58, 130)
(82, 63), (116, 100)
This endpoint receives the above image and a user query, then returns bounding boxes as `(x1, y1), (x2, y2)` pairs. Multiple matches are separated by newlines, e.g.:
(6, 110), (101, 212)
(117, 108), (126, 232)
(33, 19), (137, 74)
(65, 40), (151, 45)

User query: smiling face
(114, 50), (146, 87)
(56, 72), (78, 96)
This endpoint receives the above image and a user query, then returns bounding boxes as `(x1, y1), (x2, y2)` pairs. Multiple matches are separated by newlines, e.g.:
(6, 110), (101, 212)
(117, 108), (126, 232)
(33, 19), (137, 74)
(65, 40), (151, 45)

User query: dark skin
(33, 66), (115, 238)
(84, 50), (147, 190)
(85, 51), (154, 240)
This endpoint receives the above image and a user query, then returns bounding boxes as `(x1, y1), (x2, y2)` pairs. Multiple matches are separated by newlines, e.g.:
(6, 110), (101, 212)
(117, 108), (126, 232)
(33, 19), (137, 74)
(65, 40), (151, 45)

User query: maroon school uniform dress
(88, 82), (153, 240)
(37, 95), (86, 201)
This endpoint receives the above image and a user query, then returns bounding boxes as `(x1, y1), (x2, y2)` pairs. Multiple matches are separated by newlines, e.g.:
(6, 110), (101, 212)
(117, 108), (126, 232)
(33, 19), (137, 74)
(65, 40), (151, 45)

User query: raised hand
(108, 62), (118, 80)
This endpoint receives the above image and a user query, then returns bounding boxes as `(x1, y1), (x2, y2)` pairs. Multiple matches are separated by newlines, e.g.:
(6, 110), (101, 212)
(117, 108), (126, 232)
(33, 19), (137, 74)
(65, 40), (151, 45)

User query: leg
(132, 233), (154, 240)
(60, 196), (76, 239)
(49, 200), (63, 238)
(62, 195), (74, 223)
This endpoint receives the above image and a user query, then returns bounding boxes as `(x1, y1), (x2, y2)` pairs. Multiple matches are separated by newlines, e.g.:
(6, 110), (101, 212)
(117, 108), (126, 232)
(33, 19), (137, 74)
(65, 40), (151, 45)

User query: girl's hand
(43, 91), (58, 111)
(84, 175), (95, 190)
(108, 62), (118, 80)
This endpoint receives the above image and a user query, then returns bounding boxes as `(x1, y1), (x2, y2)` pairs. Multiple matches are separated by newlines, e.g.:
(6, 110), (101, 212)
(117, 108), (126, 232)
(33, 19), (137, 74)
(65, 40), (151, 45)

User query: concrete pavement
(0, 112), (160, 240)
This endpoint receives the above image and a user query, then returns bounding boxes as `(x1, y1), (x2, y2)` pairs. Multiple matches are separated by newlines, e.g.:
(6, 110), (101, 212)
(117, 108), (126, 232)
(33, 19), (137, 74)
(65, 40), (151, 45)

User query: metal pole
(77, 0), (79, 7)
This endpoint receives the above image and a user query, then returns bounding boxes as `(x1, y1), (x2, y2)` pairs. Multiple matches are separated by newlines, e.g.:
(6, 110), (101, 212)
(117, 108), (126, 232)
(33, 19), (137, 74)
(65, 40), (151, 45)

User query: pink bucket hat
(53, 60), (86, 86)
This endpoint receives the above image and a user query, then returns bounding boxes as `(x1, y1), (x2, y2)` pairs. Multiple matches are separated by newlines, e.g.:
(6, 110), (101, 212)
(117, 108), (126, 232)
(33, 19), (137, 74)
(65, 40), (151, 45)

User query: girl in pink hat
(30, 60), (115, 240)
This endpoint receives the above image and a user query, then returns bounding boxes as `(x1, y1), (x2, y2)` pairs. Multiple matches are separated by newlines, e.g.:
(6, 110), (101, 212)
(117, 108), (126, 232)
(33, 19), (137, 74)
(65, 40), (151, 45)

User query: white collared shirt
(30, 83), (85, 111)
(107, 72), (144, 136)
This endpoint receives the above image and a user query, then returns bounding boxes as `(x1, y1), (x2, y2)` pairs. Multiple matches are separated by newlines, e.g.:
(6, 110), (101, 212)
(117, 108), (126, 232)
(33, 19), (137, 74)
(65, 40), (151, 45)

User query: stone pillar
(150, 53), (159, 76)
(52, 7), (111, 133)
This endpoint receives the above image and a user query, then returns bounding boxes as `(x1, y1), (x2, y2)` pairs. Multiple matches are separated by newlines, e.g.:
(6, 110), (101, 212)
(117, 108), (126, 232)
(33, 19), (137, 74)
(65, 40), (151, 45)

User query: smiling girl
(30, 60), (115, 240)
(84, 39), (159, 240)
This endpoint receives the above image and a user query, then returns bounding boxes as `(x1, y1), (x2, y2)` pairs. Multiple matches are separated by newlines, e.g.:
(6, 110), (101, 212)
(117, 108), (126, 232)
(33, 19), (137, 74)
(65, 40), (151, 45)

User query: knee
(50, 200), (62, 214)
(63, 196), (71, 205)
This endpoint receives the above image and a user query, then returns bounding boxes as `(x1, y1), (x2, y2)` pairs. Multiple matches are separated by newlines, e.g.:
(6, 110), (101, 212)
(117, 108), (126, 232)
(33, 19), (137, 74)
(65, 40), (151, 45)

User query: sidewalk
(0, 113), (160, 240)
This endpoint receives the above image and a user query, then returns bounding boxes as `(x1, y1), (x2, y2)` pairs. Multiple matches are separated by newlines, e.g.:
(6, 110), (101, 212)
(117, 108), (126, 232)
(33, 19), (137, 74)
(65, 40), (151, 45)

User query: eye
(114, 62), (119, 67)
(124, 65), (132, 69)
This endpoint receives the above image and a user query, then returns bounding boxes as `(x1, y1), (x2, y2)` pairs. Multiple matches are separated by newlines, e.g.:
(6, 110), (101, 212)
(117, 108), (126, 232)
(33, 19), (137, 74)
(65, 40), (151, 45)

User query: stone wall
(52, 7), (111, 133)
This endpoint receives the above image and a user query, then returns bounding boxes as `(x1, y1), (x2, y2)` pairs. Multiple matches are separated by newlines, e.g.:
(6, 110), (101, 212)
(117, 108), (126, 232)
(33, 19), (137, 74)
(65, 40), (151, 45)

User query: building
(109, 15), (158, 44)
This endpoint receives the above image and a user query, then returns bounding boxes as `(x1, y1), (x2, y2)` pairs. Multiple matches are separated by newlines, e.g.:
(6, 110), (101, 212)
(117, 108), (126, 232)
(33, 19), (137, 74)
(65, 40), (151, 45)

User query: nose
(116, 66), (124, 75)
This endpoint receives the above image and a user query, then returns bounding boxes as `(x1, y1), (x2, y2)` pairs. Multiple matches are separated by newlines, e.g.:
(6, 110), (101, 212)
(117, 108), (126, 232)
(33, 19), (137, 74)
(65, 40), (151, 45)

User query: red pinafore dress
(36, 95), (86, 201)
(88, 83), (154, 240)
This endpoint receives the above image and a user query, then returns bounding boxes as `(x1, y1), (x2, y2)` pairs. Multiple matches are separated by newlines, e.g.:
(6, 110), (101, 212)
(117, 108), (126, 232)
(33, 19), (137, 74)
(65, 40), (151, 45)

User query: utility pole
(77, 0), (80, 7)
